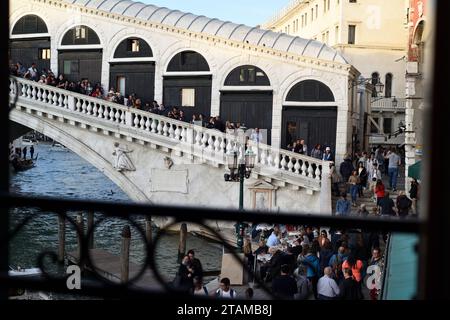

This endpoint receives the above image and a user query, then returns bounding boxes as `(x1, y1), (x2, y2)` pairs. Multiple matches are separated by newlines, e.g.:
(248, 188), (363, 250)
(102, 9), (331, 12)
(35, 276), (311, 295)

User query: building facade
(263, 0), (409, 150)
(404, 0), (427, 186)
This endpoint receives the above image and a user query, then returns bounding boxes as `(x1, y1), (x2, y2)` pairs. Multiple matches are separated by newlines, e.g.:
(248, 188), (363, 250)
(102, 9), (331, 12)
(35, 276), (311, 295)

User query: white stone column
(154, 63), (163, 104)
(271, 90), (282, 148)
(319, 162), (332, 215)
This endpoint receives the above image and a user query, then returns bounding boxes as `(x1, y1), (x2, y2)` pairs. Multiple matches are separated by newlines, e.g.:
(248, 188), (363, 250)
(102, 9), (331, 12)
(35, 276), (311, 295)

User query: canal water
(9, 142), (222, 292)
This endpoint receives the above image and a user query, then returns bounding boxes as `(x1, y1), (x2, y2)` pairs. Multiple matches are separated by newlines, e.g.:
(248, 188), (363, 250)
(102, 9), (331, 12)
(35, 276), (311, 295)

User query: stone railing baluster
(11, 76), (325, 189)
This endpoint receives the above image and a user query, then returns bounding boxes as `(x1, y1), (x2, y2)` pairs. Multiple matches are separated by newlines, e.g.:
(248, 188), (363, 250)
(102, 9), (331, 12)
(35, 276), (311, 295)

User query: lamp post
(224, 147), (255, 251)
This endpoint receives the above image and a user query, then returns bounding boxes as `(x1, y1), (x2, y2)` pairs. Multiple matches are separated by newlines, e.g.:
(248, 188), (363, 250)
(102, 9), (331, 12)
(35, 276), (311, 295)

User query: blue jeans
(388, 167), (398, 189)
(350, 185), (359, 203)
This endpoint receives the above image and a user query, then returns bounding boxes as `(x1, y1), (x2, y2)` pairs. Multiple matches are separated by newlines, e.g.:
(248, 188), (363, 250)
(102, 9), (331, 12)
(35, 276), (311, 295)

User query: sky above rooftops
(140, 0), (284, 27)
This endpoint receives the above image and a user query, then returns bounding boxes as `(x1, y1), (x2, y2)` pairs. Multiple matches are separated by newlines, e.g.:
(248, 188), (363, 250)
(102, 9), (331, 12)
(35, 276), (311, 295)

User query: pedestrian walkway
(332, 165), (406, 216)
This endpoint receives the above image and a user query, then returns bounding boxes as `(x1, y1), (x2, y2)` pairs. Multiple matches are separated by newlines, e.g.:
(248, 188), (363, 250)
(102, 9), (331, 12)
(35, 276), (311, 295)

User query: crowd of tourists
(246, 224), (384, 300)
(332, 146), (419, 217)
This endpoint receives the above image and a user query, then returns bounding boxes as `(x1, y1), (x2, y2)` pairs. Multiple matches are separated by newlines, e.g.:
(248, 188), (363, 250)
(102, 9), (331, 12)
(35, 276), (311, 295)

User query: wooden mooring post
(76, 212), (84, 268)
(145, 216), (152, 245)
(87, 211), (94, 250)
(57, 214), (65, 263)
(177, 223), (187, 263)
(121, 225), (131, 283)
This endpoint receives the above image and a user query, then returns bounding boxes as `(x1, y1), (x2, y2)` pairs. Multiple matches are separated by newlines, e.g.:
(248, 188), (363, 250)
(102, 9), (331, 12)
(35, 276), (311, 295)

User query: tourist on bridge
(311, 144), (323, 159)
(357, 161), (368, 197)
(348, 170), (361, 207)
(322, 147), (334, 161)
(409, 178), (420, 216)
(374, 179), (385, 206)
(16, 62), (26, 77)
(250, 128), (263, 143)
(336, 192), (351, 216)
(378, 191), (396, 217)
(329, 162), (341, 197)
(340, 154), (354, 187)
(396, 191), (412, 218)
(26, 63), (39, 81)
(385, 148), (402, 192)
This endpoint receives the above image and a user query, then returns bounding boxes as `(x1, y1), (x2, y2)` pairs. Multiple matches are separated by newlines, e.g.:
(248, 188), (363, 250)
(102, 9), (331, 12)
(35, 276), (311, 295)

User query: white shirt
(250, 131), (263, 143)
(317, 275), (340, 298)
(267, 232), (280, 247)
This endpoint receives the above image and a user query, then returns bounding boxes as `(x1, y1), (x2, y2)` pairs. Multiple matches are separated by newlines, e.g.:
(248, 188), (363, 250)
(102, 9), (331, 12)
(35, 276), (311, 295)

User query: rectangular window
(240, 69), (246, 82)
(63, 61), (71, 75)
(316, 5), (318, 18)
(326, 31), (329, 44)
(39, 48), (50, 60)
(324, 0), (327, 12)
(311, 8), (314, 21)
(127, 39), (140, 52)
(248, 68), (256, 82)
(75, 26), (86, 39)
(348, 25), (356, 44)
(335, 26), (339, 43)
(181, 88), (195, 107)
(305, 13), (307, 26)
(349, 0), (357, 3)
(63, 60), (79, 75)
(301, 15), (304, 27)
(370, 117), (379, 134)
(384, 118), (393, 134)
(328, 0), (331, 10)
(116, 76), (126, 96)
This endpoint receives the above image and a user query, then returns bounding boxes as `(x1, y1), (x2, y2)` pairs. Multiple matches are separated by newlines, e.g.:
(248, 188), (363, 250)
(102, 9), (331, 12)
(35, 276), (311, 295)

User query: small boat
(51, 142), (68, 150)
(8, 266), (42, 278)
(8, 266), (51, 300)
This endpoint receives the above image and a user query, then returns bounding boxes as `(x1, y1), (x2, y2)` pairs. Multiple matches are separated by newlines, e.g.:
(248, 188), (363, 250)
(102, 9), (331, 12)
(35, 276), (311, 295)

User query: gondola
(10, 154), (38, 172)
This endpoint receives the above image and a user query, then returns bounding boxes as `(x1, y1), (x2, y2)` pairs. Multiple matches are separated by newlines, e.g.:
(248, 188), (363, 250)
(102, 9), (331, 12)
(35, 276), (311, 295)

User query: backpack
(332, 255), (343, 279)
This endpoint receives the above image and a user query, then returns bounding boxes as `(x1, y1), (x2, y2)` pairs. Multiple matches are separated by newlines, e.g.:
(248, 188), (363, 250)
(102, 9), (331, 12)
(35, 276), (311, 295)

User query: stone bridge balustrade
(9, 76), (326, 191)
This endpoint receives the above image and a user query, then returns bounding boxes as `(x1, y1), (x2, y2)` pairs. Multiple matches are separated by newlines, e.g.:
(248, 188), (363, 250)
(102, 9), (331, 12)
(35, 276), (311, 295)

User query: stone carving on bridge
(112, 142), (135, 172)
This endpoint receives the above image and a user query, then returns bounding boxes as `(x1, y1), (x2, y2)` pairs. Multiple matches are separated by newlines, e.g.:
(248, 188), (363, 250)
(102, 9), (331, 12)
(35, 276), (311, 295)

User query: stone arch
(9, 7), (54, 36)
(413, 19), (425, 63)
(216, 55), (280, 90)
(166, 50), (210, 72)
(107, 29), (160, 62)
(224, 65), (270, 86)
(279, 72), (343, 106)
(60, 25), (101, 46)
(11, 14), (48, 35)
(55, 21), (107, 48)
(10, 110), (149, 202)
(285, 80), (335, 102)
(160, 42), (217, 74)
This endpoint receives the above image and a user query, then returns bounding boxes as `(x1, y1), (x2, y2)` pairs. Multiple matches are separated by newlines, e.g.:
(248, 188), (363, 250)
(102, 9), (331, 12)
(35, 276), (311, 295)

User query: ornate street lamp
(224, 148), (255, 251)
